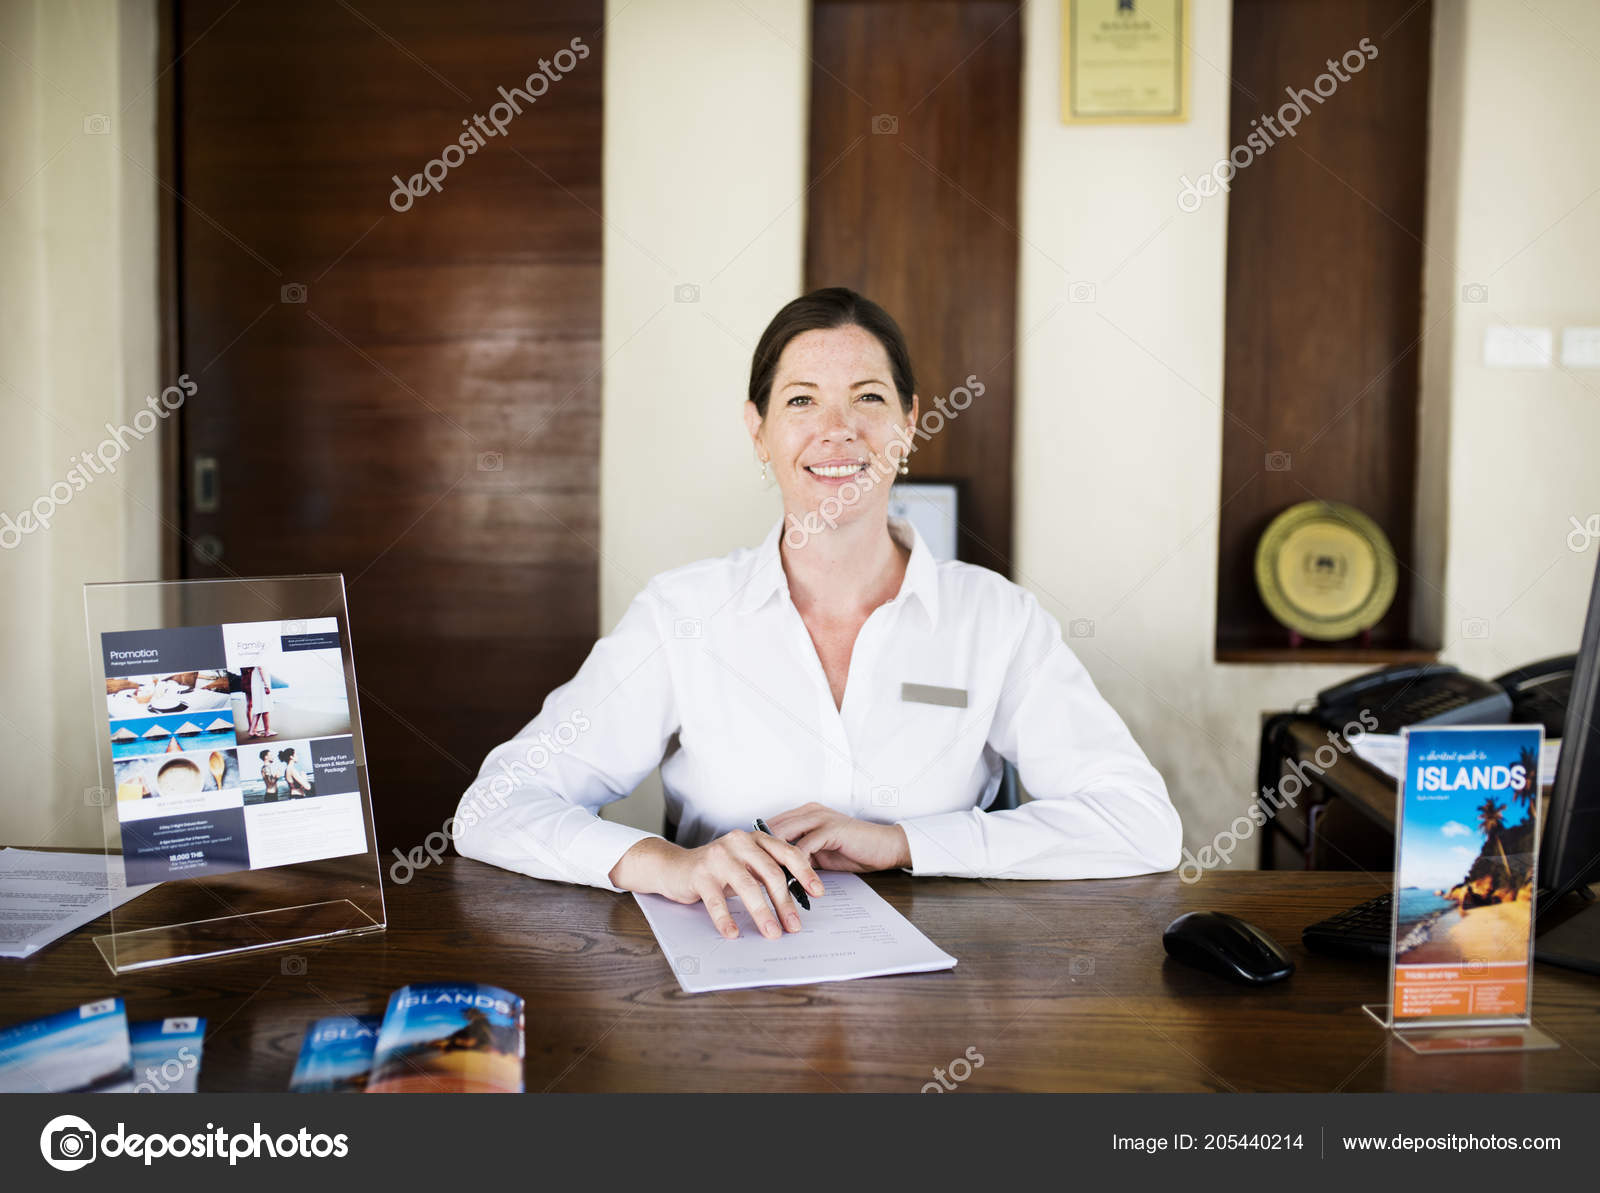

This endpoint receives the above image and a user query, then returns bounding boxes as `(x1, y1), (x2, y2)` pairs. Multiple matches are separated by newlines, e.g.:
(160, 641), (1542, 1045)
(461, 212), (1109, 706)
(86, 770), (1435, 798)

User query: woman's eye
(858, 393), (885, 403)
(786, 395), (811, 407)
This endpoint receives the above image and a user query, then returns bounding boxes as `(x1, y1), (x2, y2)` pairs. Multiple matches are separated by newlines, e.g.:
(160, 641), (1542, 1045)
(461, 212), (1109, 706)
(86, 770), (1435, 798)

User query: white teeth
(807, 463), (865, 478)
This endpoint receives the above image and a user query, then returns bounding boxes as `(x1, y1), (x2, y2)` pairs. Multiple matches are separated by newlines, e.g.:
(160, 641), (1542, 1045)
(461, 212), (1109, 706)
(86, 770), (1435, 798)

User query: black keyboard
(1302, 892), (1394, 960)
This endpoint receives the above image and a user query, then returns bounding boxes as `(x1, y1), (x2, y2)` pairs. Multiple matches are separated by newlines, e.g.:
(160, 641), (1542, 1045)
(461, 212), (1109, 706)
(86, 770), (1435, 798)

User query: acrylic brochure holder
(84, 574), (386, 974)
(1363, 723), (1557, 1056)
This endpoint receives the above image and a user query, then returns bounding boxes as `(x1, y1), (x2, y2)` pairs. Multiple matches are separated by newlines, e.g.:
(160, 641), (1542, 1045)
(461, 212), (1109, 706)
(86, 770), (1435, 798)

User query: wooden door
(171, 1), (604, 848)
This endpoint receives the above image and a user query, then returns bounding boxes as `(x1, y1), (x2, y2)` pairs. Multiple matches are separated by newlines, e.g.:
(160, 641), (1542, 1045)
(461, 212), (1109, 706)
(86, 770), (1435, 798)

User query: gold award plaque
(1254, 502), (1397, 641)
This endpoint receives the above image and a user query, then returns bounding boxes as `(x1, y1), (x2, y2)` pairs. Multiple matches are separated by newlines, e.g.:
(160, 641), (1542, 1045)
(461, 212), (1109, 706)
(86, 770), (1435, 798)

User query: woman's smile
(803, 457), (870, 483)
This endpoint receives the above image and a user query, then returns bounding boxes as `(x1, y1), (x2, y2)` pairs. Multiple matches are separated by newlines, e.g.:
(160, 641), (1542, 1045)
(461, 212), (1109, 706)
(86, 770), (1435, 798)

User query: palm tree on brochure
(1514, 746), (1538, 820)
(1477, 796), (1513, 885)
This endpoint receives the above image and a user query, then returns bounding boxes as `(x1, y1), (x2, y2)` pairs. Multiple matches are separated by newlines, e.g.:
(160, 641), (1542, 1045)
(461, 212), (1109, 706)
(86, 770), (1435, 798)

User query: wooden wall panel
(173, 0), (604, 847)
(805, 0), (1021, 575)
(1217, 0), (1432, 657)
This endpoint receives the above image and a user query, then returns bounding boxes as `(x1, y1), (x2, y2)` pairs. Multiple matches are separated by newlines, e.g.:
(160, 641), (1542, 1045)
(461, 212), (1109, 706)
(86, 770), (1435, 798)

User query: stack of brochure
(0, 998), (205, 1093)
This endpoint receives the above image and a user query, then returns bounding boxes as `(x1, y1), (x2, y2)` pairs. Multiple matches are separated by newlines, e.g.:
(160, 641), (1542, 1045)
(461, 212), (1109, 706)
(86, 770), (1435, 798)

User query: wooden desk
(5, 859), (1598, 1092)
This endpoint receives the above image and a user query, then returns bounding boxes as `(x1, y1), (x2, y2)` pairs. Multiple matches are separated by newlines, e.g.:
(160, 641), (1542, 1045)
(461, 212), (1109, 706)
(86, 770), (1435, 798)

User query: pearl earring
(898, 458), (909, 476)
(759, 457), (769, 482)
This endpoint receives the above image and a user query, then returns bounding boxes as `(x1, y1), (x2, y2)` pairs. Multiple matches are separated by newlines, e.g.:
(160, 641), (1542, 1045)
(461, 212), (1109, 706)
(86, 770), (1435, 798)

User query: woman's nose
(820, 404), (856, 440)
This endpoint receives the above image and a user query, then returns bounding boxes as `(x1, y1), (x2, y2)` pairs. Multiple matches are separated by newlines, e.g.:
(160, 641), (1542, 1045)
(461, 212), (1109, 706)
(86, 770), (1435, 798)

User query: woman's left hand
(764, 802), (911, 873)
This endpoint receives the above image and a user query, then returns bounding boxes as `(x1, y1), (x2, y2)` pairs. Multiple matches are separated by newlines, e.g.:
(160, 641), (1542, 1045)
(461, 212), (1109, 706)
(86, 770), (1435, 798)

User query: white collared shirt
(452, 517), (1182, 890)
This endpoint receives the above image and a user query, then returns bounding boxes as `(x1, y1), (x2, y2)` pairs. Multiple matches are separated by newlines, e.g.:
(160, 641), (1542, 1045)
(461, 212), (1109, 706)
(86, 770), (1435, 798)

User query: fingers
(690, 831), (799, 940)
(765, 802), (828, 838)
(792, 829), (833, 860)
(696, 883), (739, 940)
(811, 849), (870, 872)
(731, 838), (801, 934)
(729, 869), (786, 939)
(752, 831), (826, 900)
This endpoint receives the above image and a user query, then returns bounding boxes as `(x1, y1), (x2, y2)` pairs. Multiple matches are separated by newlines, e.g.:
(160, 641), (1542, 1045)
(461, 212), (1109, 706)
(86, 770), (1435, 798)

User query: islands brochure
(0, 1000), (206, 1092)
(290, 983), (524, 1093)
(1391, 724), (1543, 1024)
(290, 1014), (382, 1093)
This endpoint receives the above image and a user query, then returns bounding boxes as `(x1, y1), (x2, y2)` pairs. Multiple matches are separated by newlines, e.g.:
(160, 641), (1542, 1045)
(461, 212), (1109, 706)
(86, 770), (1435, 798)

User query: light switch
(1560, 327), (1600, 368)
(1483, 325), (1553, 368)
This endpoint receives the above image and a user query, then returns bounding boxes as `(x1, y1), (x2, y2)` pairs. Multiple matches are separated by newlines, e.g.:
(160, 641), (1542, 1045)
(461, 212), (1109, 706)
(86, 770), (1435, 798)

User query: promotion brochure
(289, 984), (524, 1093)
(1391, 725), (1544, 1025)
(290, 1015), (382, 1093)
(0, 1001), (208, 1093)
(99, 617), (367, 885)
(0, 999), (131, 1092)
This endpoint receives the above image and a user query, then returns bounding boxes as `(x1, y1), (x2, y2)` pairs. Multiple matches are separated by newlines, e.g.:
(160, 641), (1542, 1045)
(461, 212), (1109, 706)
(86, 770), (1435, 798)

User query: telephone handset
(1494, 654), (1578, 736)
(1312, 662), (1511, 735)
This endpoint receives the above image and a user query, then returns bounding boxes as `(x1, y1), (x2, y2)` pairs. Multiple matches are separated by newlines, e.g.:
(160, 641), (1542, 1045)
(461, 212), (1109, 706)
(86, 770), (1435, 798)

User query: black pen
(753, 817), (811, 911)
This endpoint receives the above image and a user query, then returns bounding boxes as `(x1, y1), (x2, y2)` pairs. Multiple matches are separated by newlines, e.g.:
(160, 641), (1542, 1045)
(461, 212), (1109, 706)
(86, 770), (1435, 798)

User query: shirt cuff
(565, 816), (661, 893)
(899, 810), (985, 879)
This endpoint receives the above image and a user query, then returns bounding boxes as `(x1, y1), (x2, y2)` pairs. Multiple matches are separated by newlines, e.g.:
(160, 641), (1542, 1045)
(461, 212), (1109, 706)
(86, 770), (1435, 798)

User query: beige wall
(1427, 0), (1600, 679)
(598, 0), (810, 831)
(0, 0), (159, 847)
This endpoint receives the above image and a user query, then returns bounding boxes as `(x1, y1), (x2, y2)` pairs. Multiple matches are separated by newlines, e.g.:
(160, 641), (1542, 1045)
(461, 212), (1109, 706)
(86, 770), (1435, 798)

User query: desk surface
(5, 859), (1598, 1092)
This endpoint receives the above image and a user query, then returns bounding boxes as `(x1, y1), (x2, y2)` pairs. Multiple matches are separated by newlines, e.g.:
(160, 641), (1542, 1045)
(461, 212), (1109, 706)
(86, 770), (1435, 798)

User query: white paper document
(633, 870), (957, 994)
(0, 849), (156, 960)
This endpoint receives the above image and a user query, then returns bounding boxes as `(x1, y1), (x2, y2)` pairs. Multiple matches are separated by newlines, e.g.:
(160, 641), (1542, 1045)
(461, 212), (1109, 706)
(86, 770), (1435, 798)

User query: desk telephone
(1312, 655), (1577, 736)
(1297, 654), (1577, 961)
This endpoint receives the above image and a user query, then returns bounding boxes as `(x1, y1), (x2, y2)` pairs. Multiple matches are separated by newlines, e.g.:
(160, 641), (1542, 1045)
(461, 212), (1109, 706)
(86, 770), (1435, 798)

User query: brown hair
(747, 287), (915, 418)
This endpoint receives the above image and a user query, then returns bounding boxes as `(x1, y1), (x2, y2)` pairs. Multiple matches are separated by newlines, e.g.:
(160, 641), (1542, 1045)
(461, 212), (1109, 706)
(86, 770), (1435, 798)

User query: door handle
(193, 455), (220, 513)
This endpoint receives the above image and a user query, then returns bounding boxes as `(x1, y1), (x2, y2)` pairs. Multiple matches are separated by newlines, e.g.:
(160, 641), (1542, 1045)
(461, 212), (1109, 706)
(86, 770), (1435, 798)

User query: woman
(452, 288), (1181, 942)
(248, 665), (274, 738)
(280, 747), (311, 798)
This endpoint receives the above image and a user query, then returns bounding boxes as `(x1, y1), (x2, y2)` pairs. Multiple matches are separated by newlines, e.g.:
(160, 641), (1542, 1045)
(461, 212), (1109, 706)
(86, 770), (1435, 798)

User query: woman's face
(745, 325), (918, 531)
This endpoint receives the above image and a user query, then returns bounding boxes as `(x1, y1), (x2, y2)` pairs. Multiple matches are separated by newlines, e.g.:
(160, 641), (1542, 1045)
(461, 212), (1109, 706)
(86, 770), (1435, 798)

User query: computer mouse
(1163, 911), (1294, 985)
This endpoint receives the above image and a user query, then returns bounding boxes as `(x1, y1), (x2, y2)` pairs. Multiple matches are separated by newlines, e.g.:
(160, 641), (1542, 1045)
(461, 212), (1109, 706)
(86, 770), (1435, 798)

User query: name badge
(901, 682), (967, 708)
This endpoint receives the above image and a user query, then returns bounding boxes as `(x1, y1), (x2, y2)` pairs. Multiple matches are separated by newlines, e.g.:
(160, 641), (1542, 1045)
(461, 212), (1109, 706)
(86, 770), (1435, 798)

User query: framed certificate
(1061, 0), (1190, 124)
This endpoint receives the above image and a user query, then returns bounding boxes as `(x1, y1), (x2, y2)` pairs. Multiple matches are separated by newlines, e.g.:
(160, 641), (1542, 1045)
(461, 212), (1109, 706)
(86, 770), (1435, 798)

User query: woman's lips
(804, 459), (869, 483)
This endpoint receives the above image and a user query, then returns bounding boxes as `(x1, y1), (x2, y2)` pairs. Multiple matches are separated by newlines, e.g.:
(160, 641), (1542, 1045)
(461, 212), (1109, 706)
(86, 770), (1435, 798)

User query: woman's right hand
(609, 832), (824, 940)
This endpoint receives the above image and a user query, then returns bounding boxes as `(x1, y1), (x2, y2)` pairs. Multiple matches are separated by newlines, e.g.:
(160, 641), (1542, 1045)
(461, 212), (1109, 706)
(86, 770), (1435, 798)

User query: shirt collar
(734, 515), (940, 627)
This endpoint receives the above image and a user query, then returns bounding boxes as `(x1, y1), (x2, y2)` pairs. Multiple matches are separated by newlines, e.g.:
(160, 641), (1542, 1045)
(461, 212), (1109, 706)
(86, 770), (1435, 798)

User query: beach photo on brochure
(1397, 729), (1541, 966)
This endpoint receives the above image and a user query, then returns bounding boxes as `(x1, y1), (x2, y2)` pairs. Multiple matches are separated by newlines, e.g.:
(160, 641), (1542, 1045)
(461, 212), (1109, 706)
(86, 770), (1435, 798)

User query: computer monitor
(1533, 555), (1600, 972)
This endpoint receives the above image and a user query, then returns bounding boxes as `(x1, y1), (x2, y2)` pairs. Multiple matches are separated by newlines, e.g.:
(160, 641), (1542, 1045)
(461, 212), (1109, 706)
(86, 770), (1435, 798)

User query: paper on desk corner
(633, 869), (956, 994)
(0, 848), (158, 960)
(1349, 733), (1560, 787)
